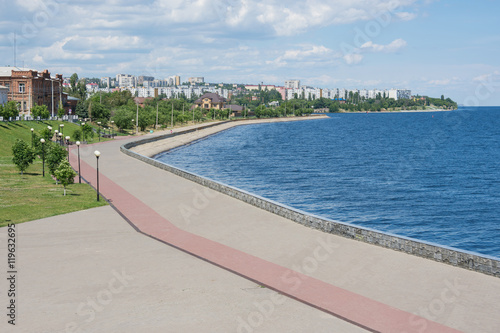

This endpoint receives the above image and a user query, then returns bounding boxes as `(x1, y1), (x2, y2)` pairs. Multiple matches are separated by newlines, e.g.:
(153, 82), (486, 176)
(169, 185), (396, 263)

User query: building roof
(0, 66), (36, 77)
(225, 104), (243, 111)
(194, 93), (226, 104)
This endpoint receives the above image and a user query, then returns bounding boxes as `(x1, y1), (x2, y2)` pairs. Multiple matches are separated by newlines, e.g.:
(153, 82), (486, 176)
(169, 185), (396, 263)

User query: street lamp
(40, 139), (45, 177)
(65, 136), (70, 161)
(97, 121), (101, 142)
(110, 121), (114, 138)
(94, 150), (101, 201)
(76, 141), (81, 183)
(58, 132), (63, 146)
(54, 129), (59, 142)
(30, 128), (34, 147)
(59, 123), (64, 135)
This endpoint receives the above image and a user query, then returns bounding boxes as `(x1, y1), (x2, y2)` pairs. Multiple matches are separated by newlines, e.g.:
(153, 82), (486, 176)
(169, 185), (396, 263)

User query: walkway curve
(68, 133), (463, 333)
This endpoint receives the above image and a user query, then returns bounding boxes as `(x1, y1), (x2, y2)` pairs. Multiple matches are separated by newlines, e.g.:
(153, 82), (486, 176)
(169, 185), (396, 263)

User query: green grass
(0, 120), (107, 227)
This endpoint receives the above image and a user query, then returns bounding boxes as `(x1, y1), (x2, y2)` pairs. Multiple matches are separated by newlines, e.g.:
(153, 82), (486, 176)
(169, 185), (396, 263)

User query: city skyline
(1, 1), (499, 105)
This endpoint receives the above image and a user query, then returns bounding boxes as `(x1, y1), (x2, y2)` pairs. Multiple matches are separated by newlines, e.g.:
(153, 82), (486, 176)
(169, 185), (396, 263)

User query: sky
(1, 0), (499, 105)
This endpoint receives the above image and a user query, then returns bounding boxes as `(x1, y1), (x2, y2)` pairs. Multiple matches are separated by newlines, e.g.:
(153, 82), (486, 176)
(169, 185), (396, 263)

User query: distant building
(101, 77), (111, 89)
(168, 75), (180, 86)
(193, 93), (226, 109)
(116, 74), (136, 87)
(388, 89), (411, 100)
(137, 75), (154, 86)
(245, 85), (276, 91)
(0, 67), (65, 116)
(188, 77), (204, 85)
(284, 79), (300, 89)
(0, 85), (8, 106)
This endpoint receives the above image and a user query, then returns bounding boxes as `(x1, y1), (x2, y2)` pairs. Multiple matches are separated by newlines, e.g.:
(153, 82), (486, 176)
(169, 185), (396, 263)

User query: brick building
(0, 67), (66, 116)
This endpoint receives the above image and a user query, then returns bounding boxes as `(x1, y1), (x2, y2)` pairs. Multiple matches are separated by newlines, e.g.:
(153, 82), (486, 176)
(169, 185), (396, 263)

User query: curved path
(65, 120), (500, 333)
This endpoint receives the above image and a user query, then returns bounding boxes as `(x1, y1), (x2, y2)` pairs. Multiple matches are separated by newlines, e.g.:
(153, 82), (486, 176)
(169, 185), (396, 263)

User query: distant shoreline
(130, 114), (330, 157)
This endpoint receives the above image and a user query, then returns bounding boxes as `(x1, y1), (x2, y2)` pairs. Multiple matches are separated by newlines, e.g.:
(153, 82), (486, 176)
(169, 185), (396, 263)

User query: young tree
(72, 128), (82, 141)
(81, 123), (93, 141)
(54, 159), (76, 196)
(32, 105), (50, 119)
(46, 144), (67, 184)
(11, 139), (35, 175)
(57, 107), (65, 118)
(3, 101), (19, 119)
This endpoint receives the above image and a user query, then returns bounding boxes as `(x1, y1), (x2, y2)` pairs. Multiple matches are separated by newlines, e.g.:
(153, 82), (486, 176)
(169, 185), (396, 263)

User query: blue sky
(1, 0), (499, 105)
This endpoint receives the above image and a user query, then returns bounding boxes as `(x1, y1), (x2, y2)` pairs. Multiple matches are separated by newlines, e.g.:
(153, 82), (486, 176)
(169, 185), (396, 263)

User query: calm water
(156, 107), (500, 257)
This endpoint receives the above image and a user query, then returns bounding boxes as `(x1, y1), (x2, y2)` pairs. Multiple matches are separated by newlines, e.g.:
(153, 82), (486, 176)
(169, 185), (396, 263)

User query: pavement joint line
(67, 137), (463, 333)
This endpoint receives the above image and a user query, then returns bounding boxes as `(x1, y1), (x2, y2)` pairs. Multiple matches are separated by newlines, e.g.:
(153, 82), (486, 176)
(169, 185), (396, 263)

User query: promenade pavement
(2, 120), (500, 332)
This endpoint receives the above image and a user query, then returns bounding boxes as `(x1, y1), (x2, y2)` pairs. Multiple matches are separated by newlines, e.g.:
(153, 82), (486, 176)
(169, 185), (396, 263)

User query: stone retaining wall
(121, 126), (500, 278)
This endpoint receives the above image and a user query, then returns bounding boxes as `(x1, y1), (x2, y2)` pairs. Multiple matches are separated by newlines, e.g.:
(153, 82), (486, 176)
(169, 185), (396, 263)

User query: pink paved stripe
(69, 147), (462, 333)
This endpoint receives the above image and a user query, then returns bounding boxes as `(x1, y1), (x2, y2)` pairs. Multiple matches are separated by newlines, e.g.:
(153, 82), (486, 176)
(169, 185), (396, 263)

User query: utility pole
(171, 103), (173, 128)
(136, 104), (139, 134)
(156, 103), (158, 129)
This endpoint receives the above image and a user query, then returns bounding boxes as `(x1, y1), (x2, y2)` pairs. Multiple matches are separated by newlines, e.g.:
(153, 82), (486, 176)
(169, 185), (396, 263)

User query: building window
(19, 83), (25, 93)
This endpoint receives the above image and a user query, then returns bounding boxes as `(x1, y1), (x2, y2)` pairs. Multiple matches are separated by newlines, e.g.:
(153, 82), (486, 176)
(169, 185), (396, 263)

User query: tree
(46, 144), (67, 184)
(57, 107), (65, 118)
(72, 128), (82, 142)
(90, 102), (110, 121)
(112, 106), (134, 131)
(12, 139), (35, 175)
(54, 159), (76, 196)
(2, 101), (19, 119)
(39, 128), (53, 141)
(81, 123), (94, 141)
(31, 105), (50, 119)
(70, 73), (79, 94)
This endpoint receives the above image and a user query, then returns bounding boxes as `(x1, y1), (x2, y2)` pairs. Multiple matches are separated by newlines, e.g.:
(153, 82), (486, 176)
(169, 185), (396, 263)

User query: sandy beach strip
(130, 114), (329, 157)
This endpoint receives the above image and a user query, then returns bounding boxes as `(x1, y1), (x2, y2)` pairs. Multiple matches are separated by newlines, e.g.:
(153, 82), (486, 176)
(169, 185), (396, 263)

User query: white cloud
(473, 71), (500, 82)
(396, 12), (417, 21)
(361, 39), (407, 53)
(428, 79), (451, 85)
(343, 54), (364, 65)
(268, 44), (337, 67)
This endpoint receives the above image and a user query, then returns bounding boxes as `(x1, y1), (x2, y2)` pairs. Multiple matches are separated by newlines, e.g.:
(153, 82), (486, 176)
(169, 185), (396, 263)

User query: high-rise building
(284, 79), (300, 89)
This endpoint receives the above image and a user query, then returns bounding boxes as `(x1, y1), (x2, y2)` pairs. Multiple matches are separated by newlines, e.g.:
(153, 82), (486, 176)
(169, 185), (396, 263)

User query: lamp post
(94, 150), (101, 201)
(60, 123), (64, 135)
(40, 139), (45, 177)
(81, 122), (86, 142)
(110, 121), (114, 138)
(58, 132), (63, 146)
(30, 128), (34, 147)
(97, 121), (101, 141)
(76, 141), (81, 183)
(65, 136), (70, 161)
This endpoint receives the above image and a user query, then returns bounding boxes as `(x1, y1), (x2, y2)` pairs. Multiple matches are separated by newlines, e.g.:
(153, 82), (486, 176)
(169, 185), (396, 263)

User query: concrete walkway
(2, 121), (500, 332)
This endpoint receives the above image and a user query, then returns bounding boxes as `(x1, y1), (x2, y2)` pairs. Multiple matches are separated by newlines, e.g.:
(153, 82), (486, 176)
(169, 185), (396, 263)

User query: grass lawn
(0, 120), (107, 227)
